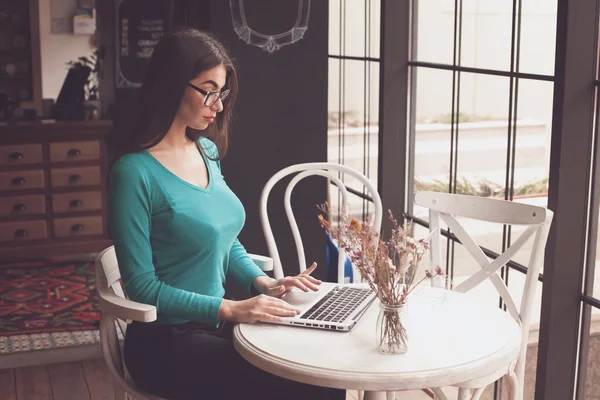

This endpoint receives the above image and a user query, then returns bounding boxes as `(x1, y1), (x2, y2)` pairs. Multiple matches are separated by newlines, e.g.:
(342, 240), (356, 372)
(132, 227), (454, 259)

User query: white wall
(37, 0), (95, 99)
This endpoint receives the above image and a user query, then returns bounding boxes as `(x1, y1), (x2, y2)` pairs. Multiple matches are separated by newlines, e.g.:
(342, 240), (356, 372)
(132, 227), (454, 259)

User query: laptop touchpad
(282, 290), (322, 309)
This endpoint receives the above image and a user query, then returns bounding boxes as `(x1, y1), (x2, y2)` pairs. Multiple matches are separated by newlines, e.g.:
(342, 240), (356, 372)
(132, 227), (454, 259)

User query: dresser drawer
(50, 141), (100, 163)
(53, 216), (103, 238)
(52, 191), (102, 213)
(0, 145), (43, 166)
(0, 195), (45, 216)
(0, 170), (45, 191)
(0, 220), (47, 242)
(51, 167), (101, 187)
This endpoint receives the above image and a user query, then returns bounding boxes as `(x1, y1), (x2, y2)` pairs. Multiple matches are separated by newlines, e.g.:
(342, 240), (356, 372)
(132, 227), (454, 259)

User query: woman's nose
(211, 99), (224, 112)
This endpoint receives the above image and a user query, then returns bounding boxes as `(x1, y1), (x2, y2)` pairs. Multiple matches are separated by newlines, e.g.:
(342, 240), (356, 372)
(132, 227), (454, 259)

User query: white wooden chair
(259, 162), (383, 283)
(95, 246), (274, 400)
(414, 191), (553, 400)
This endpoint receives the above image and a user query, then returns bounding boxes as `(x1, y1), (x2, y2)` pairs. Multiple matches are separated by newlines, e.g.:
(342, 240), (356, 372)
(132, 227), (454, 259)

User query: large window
(410, 1), (556, 266)
(407, 1), (557, 399)
(333, 0), (600, 397)
(388, 1), (600, 399)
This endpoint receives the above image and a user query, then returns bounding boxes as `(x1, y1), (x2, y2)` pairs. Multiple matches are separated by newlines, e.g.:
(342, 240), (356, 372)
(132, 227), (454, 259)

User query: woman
(108, 29), (345, 400)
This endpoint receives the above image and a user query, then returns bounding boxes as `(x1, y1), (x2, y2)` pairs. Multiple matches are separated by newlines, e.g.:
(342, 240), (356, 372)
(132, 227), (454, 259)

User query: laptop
(267, 282), (376, 332)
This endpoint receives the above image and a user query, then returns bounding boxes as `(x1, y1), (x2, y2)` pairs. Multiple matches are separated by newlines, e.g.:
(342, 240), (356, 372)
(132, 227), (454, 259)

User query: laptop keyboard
(299, 286), (372, 323)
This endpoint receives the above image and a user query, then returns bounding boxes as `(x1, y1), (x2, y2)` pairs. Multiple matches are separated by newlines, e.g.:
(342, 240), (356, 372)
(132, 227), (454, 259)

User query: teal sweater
(107, 138), (267, 326)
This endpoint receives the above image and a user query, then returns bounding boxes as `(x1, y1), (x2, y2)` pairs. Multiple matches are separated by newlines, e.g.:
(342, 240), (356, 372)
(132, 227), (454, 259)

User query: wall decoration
(115, 0), (172, 88)
(229, 0), (310, 54)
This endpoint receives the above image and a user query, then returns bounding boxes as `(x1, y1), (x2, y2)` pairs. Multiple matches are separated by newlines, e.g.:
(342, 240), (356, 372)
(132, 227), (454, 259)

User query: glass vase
(376, 302), (408, 355)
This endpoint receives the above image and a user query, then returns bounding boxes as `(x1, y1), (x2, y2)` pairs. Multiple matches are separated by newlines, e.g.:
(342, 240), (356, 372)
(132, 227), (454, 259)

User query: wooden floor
(0, 360), (432, 400)
(0, 360), (114, 400)
(0, 360), (362, 400)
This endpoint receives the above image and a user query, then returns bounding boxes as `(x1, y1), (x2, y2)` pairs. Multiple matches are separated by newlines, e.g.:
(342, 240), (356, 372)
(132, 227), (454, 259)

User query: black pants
(124, 320), (346, 400)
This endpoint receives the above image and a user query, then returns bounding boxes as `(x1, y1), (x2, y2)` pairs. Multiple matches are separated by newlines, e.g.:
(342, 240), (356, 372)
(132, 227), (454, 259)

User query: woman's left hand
(254, 263), (322, 298)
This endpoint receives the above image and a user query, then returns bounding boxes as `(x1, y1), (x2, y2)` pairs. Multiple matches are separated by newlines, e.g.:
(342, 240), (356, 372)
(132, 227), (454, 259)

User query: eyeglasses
(187, 83), (231, 107)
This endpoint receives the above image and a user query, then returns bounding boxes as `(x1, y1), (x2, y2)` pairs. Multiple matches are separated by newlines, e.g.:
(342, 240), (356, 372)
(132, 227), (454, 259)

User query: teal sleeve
(107, 160), (223, 325)
(227, 239), (268, 294)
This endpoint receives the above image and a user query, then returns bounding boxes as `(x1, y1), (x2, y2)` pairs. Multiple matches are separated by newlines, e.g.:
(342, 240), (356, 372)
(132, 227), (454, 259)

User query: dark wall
(96, 0), (211, 162)
(210, 0), (329, 280)
(99, 0), (329, 281)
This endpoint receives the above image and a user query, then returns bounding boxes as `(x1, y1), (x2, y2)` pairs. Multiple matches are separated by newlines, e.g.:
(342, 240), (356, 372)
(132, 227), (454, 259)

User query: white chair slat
(284, 169), (350, 275)
(428, 210), (444, 287)
(415, 191), (546, 225)
(439, 212), (520, 321)
(455, 225), (538, 294)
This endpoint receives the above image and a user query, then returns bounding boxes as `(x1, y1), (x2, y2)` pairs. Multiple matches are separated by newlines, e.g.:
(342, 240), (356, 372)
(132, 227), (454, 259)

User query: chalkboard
(115, 0), (173, 88)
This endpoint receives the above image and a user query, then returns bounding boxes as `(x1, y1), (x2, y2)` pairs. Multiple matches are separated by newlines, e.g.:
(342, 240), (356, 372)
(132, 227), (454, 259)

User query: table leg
(363, 391), (388, 400)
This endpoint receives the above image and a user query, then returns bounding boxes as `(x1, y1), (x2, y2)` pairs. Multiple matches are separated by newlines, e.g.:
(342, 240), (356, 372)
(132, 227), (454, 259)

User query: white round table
(233, 287), (521, 400)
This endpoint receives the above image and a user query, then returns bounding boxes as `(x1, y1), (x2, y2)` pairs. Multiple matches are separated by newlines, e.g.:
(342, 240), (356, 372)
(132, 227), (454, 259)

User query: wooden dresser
(0, 121), (113, 261)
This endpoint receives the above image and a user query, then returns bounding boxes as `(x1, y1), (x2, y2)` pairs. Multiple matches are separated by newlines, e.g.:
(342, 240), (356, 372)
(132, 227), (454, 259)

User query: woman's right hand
(218, 295), (301, 323)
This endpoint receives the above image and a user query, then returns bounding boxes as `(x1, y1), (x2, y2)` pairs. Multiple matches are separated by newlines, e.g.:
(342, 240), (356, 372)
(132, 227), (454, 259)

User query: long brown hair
(122, 28), (238, 160)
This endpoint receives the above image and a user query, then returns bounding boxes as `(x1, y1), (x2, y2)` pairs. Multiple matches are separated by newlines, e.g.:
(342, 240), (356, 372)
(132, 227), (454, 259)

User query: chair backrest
(95, 246), (130, 344)
(414, 191), (553, 393)
(260, 162), (383, 282)
(95, 247), (130, 399)
(95, 247), (162, 400)
(96, 246), (126, 300)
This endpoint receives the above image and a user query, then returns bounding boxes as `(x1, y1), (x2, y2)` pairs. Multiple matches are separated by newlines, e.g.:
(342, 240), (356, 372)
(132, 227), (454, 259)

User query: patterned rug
(0, 330), (102, 355)
(0, 259), (101, 338)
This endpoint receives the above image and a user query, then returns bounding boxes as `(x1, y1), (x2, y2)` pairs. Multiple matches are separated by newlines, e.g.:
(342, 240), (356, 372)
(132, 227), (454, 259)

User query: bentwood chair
(95, 246), (273, 400)
(414, 191), (553, 400)
(259, 162), (383, 283)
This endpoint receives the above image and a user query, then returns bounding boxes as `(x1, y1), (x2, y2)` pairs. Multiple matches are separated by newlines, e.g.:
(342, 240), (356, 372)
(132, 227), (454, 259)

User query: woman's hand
(218, 295), (301, 323)
(219, 263), (322, 323)
(253, 262), (322, 298)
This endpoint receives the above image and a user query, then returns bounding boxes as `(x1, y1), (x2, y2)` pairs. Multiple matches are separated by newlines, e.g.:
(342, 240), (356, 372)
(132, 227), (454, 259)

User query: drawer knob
(69, 199), (84, 207)
(11, 177), (26, 185)
(14, 229), (29, 238)
(67, 148), (82, 157)
(71, 224), (85, 232)
(12, 203), (27, 212)
(68, 174), (82, 183)
(9, 152), (23, 161)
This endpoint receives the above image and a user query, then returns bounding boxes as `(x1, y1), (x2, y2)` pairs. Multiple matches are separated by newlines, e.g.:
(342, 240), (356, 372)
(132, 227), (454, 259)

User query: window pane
(455, 73), (510, 253)
(328, 0), (381, 59)
(327, 60), (379, 181)
(582, 305), (600, 399)
(510, 79), (553, 268)
(412, 67), (454, 222)
(513, 79), (552, 207)
(414, 0), (455, 64)
(328, 58), (379, 217)
(413, 72), (550, 266)
(369, 0), (381, 59)
(329, 0), (341, 55)
(519, 0), (557, 76)
(460, 1), (513, 71)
